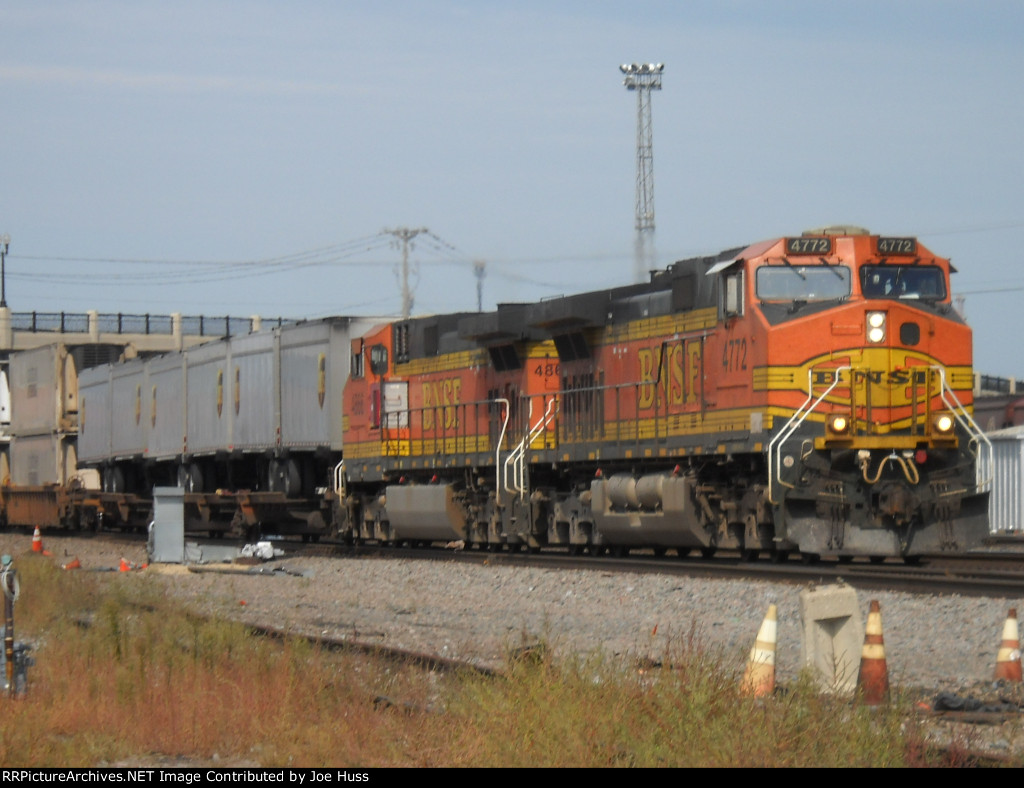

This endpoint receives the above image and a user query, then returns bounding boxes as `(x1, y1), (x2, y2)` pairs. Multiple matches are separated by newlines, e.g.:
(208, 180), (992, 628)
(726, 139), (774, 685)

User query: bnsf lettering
(422, 377), (462, 430)
(812, 369), (932, 386)
(638, 344), (701, 409)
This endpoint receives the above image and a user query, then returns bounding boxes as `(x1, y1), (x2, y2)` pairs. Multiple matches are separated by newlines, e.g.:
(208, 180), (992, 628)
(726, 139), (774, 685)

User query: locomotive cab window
(369, 344), (389, 376)
(756, 265), (851, 302)
(861, 265), (946, 300)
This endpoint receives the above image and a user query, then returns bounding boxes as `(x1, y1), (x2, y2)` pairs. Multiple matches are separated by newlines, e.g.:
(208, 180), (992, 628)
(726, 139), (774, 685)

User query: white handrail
(504, 397), (558, 498)
(767, 364), (993, 505)
(767, 366), (849, 505)
(333, 459), (345, 497)
(936, 368), (994, 491)
(492, 398), (511, 507)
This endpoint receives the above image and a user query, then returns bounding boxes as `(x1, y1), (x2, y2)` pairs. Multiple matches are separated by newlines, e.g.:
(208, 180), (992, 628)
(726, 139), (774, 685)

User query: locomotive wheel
(676, 547), (691, 558)
(800, 552), (821, 565)
(699, 546), (717, 559)
(903, 555), (922, 566)
(652, 547), (667, 558)
(611, 545), (630, 558)
(869, 555), (886, 564)
(568, 544), (582, 556)
(837, 555), (854, 564)
(740, 549), (759, 562)
(770, 549), (789, 564)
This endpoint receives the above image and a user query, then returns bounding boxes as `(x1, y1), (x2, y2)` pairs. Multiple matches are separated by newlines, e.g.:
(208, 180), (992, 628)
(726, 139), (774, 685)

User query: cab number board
(785, 237), (832, 255)
(876, 237), (917, 255)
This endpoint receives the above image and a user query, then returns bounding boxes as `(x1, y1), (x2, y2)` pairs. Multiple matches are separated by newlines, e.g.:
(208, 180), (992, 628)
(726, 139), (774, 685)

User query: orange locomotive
(339, 226), (992, 562)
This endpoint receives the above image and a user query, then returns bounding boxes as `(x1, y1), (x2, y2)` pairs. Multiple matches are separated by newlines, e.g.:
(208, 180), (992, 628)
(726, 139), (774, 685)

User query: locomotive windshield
(756, 265), (851, 302)
(861, 265), (946, 300)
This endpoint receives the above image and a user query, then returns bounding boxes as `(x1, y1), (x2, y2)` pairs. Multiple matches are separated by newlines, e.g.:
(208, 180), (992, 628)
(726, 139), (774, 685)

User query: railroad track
(246, 537), (1024, 598)
(18, 524), (1024, 598)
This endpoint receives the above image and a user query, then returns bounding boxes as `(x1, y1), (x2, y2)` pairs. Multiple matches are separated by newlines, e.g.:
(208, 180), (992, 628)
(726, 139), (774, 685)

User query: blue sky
(2, 1), (1023, 377)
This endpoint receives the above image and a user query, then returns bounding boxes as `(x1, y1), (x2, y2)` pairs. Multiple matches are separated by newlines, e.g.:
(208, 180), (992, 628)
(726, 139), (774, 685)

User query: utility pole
(384, 227), (427, 319)
(473, 260), (486, 312)
(620, 63), (663, 284)
(0, 234), (10, 308)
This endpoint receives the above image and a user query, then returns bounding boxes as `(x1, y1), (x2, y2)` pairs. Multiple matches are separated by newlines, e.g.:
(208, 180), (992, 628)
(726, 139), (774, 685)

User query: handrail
(333, 459), (345, 498)
(767, 366), (849, 505)
(936, 368), (994, 491)
(503, 397), (558, 499)
(767, 364), (993, 505)
(492, 399), (511, 507)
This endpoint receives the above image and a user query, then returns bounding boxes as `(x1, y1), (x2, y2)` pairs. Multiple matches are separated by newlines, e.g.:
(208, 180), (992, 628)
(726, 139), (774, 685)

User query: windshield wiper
(817, 256), (844, 279)
(780, 257), (806, 280)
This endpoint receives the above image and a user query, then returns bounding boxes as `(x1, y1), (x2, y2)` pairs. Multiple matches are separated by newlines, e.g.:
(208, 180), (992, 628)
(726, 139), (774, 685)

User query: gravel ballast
(6, 532), (1023, 695)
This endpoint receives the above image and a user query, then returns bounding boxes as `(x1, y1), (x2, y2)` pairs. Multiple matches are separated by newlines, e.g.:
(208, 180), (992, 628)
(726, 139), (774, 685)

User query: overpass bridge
(0, 307), (290, 364)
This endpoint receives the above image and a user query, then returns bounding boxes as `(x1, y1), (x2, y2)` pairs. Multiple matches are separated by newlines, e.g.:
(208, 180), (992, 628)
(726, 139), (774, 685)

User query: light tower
(620, 62), (663, 283)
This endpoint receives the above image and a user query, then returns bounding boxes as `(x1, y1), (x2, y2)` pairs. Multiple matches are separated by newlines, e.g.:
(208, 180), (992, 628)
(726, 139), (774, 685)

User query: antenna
(620, 62), (663, 283)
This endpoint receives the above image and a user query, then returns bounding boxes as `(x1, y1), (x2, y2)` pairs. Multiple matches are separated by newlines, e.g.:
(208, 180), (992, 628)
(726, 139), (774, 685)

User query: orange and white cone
(857, 599), (890, 706)
(31, 526), (43, 553)
(741, 603), (777, 697)
(62, 557), (81, 571)
(119, 557), (131, 572)
(994, 608), (1022, 683)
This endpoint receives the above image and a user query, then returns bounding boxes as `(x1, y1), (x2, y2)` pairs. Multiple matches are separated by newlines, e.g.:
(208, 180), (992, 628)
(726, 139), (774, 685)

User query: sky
(2, 1), (1023, 378)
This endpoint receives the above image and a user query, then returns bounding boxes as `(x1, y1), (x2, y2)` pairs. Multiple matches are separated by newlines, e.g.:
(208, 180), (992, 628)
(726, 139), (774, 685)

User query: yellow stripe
(600, 309), (717, 344)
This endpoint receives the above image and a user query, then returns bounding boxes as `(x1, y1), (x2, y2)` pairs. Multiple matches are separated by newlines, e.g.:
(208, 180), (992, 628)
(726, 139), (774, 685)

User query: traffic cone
(62, 557), (81, 571)
(31, 526), (43, 553)
(994, 608), (1023, 682)
(119, 557), (131, 572)
(741, 603), (777, 697)
(857, 599), (890, 706)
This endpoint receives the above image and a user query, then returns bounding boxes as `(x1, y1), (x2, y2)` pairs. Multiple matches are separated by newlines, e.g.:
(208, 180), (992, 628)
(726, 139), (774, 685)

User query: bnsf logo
(422, 377), (462, 429)
(812, 368), (935, 388)
(637, 344), (703, 409)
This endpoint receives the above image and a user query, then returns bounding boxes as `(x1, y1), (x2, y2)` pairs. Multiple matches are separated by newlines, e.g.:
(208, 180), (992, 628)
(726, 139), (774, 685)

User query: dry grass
(0, 551), (1006, 768)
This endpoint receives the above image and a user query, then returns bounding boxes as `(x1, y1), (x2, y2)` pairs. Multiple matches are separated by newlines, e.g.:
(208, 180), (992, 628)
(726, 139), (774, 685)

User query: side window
(394, 323), (411, 363)
(350, 338), (364, 379)
(722, 271), (744, 318)
(369, 344), (389, 376)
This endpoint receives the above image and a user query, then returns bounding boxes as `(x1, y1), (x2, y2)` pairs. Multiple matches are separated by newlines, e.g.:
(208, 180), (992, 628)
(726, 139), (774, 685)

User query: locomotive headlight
(826, 413), (851, 436)
(931, 412), (955, 435)
(866, 311), (886, 343)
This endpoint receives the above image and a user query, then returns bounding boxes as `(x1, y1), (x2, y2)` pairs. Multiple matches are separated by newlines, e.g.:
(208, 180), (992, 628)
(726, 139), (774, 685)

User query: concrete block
(149, 486), (185, 563)
(799, 582), (864, 696)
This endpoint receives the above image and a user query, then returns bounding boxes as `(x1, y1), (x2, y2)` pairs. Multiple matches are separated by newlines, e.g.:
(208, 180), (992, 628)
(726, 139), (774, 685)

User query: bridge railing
(9, 311), (290, 338)
(976, 373), (1022, 397)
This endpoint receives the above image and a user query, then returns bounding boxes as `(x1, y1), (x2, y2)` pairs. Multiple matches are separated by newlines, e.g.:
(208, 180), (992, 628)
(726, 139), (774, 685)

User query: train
(0, 225), (996, 563)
